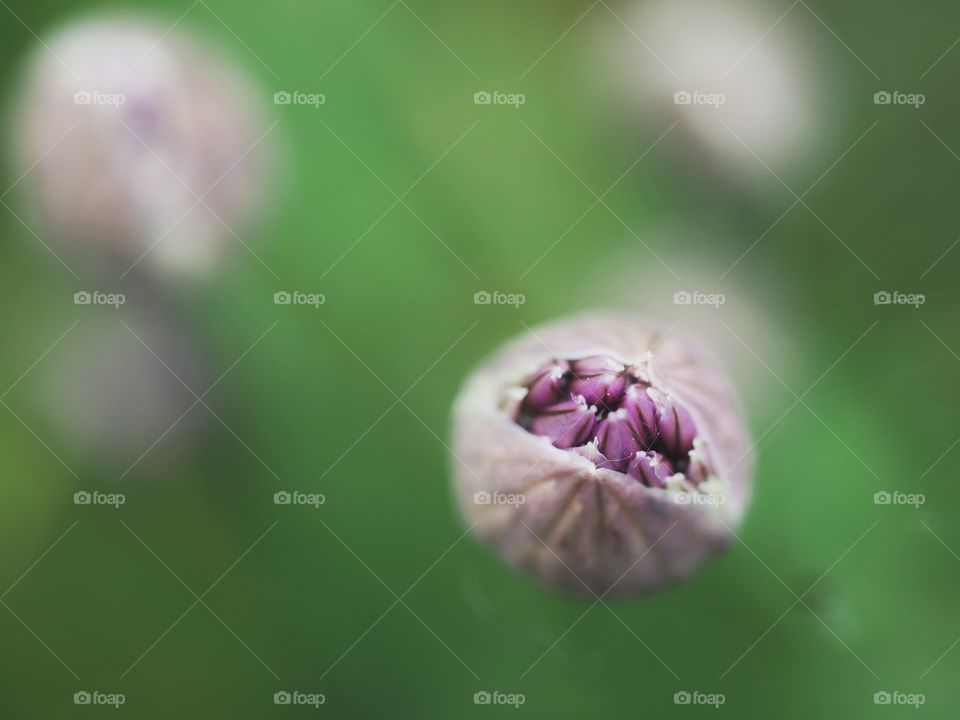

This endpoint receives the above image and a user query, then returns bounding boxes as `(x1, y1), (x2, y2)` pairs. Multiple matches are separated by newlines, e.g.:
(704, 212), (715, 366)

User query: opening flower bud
(451, 313), (753, 597)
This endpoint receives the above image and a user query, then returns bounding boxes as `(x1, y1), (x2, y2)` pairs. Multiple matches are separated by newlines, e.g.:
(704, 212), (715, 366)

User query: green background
(0, 0), (958, 717)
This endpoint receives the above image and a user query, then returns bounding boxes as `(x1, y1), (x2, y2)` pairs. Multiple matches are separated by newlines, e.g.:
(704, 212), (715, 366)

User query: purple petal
(568, 375), (625, 408)
(627, 451), (673, 488)
(655, 393), (697, 456)
(623, 384), (658, 447)
(530, 398), (596, 449)
(522, 360), (570, 412)
(594, 410), (640, 472)
(570, 356), (624, 377)
(573, 441), (608, 466)
(568, 356), (627, 408)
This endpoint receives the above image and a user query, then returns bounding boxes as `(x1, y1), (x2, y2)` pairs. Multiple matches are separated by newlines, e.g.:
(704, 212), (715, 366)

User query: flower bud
(451, 312), (753, 597)
(8, 14), (276, 278)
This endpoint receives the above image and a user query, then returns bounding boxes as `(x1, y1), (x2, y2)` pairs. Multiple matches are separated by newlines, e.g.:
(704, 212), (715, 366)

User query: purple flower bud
(623, 383), (659, 448)
(648, 387), (698, 457)
(568, 355), (628, 409)
(521, 360), (571, 413)
(527, 396), (596, 449)
(451, 312), (753, 597)
(594, 409), (640, 473)
(627, 451), (672, 489)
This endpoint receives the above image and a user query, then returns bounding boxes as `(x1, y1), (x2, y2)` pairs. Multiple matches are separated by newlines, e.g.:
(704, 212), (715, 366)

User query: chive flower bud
(451, 313), (753, 597)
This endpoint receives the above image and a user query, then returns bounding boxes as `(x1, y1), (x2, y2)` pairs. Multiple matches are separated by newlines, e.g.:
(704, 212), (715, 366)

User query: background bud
(604, 0), (828, 201)
(7, 14), (277, 279)
(451, 312), (753, 597)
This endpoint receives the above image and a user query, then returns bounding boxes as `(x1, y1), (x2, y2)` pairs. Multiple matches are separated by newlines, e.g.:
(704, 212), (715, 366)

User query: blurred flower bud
(610, 0), (826, 196)
(7, 14), (276, 278)
(451, 312), (753, 597)
(35, 298), (213, 469)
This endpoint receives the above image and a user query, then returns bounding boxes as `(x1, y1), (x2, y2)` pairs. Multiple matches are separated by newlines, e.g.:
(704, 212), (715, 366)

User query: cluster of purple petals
(516, 356), (703, 487)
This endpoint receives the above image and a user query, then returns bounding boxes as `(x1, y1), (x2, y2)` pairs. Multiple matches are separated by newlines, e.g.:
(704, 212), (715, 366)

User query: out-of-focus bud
(451, 312), (753, 598)
(34, 301), (212, 469)
(611, 0), (825, 195)
(7, 14), (276, 278)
